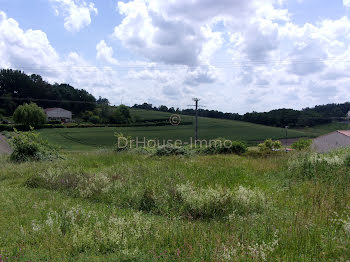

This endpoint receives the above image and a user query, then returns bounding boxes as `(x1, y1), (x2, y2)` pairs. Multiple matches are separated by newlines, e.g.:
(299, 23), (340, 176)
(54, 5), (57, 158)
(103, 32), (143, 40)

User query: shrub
(13, 102), (46, 127)
(155, 144), (189, 156)
(175, 183), (267, 219)
(258, 139), (282, 152)
(89, 115), (101, 124)
(291, 138), (312, 151)
(30, 206), (153, 256)
(204, 138), (247, 155)
(48, 120), (62, 125)
(288, 152), (345, 180)
(345, 155), (350, 167)
(10, 128), (60, 162)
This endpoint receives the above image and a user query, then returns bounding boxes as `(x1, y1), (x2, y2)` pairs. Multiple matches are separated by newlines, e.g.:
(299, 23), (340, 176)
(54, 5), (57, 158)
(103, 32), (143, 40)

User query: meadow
(37, 113), (308, 151)
(1, 146), (350, 261)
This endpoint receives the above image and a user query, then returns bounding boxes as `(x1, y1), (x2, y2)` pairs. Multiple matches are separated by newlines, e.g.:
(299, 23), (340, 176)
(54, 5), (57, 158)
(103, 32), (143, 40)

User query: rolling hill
(38, 109), (308, 151)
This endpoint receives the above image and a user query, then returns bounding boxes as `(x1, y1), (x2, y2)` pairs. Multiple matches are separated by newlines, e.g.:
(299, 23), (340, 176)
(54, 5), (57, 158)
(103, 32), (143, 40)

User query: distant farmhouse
(312, 130), (350, 153)
(44, 108), (72, 123)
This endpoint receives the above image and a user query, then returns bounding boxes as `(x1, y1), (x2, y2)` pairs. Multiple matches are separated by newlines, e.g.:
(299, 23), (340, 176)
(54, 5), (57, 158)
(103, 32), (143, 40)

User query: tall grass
(1, 149), (350, 260)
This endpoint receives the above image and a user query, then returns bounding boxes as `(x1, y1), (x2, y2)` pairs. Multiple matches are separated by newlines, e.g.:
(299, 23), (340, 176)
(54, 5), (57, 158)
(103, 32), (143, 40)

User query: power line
(0, 96), (98, 105)
(2, 57), (350, 72)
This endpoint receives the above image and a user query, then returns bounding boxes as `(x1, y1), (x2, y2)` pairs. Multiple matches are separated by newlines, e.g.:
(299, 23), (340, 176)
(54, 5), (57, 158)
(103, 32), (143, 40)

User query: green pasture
(38, 115), (307, 151)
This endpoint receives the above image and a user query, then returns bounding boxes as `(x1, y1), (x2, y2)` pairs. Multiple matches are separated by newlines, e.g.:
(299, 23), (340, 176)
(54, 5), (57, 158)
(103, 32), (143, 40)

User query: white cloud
(96, 40), (119, 65)
(184, 65), (218, 86)
(0, 11), (125, 103)
(113, 0), (203, 66)
(0, 11), (59, 74)
(344, 0), (350, 8)
(3, 0), (350, 114)
(50, 0), (98, 32)
(112, 0), (287, 67)
(243, 20), (279, 63)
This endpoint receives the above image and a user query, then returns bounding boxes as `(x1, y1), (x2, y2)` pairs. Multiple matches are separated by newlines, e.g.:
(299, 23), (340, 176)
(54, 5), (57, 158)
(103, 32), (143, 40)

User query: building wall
(46, 108), (72, 120)
(312, 132), (350, 153)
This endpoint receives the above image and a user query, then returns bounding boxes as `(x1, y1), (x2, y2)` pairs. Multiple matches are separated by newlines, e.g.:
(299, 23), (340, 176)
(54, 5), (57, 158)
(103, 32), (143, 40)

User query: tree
(13, 103), (47, 126)
(110, 105), (132, 124)
(97, 96), (110, 105)
(89, 115), (101, 124)
(158, 105), (169, 112)
(0, 69), (103, 116)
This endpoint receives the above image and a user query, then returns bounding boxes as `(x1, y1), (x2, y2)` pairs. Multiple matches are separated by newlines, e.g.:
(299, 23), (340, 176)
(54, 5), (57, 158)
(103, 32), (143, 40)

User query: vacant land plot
(1, 148), (350, 261)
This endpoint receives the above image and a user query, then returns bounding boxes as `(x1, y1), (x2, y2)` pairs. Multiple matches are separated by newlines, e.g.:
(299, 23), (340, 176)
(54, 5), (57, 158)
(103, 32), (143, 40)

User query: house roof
(313, 130), (350, 140)
(337, 130), (350, 137)
(44, 108), (70, 112)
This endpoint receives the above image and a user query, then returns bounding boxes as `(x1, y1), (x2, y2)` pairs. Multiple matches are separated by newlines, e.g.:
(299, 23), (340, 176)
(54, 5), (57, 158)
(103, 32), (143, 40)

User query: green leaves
(204, 138), (247, 155)
(10, 128), (60, 162)
(291, 138), (312, 151)
(258, 139), (282, 152)
(13, 102), (46, 127)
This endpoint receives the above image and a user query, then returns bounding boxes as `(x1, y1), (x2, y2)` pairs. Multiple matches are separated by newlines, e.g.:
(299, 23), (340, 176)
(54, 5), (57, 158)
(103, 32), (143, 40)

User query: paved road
(0, 135), (12, 154)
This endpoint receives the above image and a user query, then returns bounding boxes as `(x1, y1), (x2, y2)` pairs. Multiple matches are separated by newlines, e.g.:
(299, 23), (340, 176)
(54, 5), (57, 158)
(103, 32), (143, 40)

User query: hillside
(38, 109), (307, 151)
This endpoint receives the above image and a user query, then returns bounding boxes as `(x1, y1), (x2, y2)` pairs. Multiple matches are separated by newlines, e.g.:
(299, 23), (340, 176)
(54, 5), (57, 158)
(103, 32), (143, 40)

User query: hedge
(0, 121), (193, 132)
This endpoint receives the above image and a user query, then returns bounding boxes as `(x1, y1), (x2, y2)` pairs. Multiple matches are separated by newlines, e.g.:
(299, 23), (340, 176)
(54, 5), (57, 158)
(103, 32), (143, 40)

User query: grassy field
(1, 148), (350, 261)
(130, 109), (178, 121)
(37, 112), (308, 151)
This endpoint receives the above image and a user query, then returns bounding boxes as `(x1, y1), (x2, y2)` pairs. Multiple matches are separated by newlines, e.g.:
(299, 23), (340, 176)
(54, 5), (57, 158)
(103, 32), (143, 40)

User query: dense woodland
(1, 69), (349, 127)
(0, 69), (98, 116)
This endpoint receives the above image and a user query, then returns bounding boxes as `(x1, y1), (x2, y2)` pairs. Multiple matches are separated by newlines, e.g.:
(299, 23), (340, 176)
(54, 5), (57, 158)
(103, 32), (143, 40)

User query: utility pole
(347, 111), (350, 130)
(188, 98), (202, 143)
(194, 98), (199, 142)
(285, 126), (289, 148)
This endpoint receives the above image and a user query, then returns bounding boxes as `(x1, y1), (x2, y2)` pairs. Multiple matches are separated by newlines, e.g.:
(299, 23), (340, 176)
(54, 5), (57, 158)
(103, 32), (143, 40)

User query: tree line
(0, 69), (133, 125)
(1, 69), (349, 128)
(0, 69), (98, 116)
(133, 102), (350, 128)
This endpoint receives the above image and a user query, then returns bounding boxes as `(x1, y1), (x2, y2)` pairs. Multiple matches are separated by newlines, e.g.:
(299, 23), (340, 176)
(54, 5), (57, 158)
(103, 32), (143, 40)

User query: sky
(0, 0), (350, 114)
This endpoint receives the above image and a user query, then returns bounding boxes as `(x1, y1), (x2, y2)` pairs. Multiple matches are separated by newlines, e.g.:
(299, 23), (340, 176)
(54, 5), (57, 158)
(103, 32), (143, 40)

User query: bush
(291, 138), (312, 151)
(26, 168), (268, 220)
(175, 183), (267, 219)
(10, 128), (60, 162)
(258, 139), (282, 152)
(345, 154), (350, 167)
(48, 120), (62, 125)
(288, 152), (345, 180)
(155, 144), (189, 156)
(13, 102), (46, 127)
(89, 115), (101, 124)
(203, 138), (247, 155)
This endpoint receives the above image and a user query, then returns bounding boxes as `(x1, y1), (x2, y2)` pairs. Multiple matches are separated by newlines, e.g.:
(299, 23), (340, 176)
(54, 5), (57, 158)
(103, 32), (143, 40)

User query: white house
(44, 108), (72, 123)
(312, 130), (350, 153)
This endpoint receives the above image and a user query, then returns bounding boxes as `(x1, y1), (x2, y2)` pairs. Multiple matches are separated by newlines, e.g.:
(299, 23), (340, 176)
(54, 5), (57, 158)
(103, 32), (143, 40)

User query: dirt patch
(0, 135), (12, 154)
